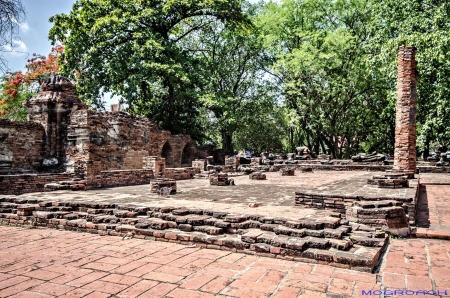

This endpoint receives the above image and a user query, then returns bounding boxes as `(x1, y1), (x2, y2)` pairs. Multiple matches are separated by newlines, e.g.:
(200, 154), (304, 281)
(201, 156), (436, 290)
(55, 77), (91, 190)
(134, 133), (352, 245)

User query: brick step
(1, 200), (393, 242)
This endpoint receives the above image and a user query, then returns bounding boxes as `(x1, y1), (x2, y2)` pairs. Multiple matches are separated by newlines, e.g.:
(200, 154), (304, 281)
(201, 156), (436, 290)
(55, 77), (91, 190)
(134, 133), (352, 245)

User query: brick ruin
(0, 75), (208, 194)
(394, 46), (417, 176)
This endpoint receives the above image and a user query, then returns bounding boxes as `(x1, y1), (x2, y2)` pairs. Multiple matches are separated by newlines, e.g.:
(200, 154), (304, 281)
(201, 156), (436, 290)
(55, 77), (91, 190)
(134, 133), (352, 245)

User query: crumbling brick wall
(66, 110), (198, 172)
(0, 119), (45, 171)
(0, 173), (74, 194)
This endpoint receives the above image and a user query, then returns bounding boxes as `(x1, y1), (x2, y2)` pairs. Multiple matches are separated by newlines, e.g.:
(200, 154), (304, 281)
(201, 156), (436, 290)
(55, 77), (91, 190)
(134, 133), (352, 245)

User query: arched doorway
(181, 142), (195, 167)
(161, 142), (173, 166)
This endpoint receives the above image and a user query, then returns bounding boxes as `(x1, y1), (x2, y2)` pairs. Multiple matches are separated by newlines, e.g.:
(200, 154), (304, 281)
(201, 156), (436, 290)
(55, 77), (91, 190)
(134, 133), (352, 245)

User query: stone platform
(295, 172), (419, 226)
(0, 197), (387, 273)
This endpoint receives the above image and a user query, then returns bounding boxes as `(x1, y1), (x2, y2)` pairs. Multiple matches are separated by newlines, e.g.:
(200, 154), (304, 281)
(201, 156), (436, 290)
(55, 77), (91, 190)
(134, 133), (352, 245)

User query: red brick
(22, 269), (62, 280)
(111, 260), (150, 274)
(30, 282), (75, 296)
(140, 282), (177, 297)
(331, 269), (376, 283)
(200, 277), (232, 294)
(382, 273), (406, 289)
(292, 263), (314, 273)
(355, 282), (381, 298)
(0, 276), (30, 290)
(83, 291), (111, 298)
(100, 274), (140, 285)
(116, 279), (159, 297)
(407, 275), (433, 290)
(82, 261), (120, 271)
(282, 279), (328, 292)
(125, 262), (161, 277)
(327, 278), (355, 296)
(82, 280), (128, 294)
(66, 272), (109, 287)
(142, 271), (184, 283)
(0, 278), (44, 297)
(273, 286), (302, 298)
(8, 291), (54, 298)
(298, 289), (326, 297)
(220, 287), (270, 298)
(57, 288), (94, 298)
(166, 288), (215, 298)
(180, 273), (217, 290)
(311, 265), (335, 277)
(155, 265), (194, 277)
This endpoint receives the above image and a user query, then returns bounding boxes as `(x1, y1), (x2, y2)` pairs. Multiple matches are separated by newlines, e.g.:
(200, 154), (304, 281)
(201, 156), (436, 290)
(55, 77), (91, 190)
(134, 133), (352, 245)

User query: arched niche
(181, 142), (196, 167)
(161, 142), (173, 166)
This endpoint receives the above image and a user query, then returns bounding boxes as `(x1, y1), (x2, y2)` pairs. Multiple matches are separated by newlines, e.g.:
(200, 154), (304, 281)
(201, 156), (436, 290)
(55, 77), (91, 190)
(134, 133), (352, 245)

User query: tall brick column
(393, 46), (417, 176)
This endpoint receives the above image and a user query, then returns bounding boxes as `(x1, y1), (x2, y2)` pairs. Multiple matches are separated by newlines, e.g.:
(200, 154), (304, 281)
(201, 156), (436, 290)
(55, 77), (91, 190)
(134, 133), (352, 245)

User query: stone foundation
(0, 197), (388, 272)
(249, 172), (267, 180)
(150, 178), (177, 194)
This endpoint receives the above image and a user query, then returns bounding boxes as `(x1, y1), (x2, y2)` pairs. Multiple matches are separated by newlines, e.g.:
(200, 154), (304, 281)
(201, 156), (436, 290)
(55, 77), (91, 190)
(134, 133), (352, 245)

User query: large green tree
(258, 0), (392, 158)
(367, 0), (450, 157)
(49, 0), (250, 140)
(176, 2), (280, 154)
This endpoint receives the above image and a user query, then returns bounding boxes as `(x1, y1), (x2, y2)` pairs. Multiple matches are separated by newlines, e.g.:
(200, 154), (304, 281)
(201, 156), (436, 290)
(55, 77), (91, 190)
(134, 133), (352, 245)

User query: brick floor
(414, 184), (450, 240)
(0, 226), (449, 297)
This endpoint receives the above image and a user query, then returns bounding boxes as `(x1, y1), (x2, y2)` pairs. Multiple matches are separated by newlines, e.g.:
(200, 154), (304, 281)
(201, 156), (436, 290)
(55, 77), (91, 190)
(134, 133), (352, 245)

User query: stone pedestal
(143, 156), (165, 178)
(192, 159), (207, 171)
(393, 46), (417, 178)
(150, 178), (176, 194)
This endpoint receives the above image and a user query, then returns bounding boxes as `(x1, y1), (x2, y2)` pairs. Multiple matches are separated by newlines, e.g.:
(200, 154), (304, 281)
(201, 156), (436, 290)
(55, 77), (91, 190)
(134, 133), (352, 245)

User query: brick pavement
(414, 183), (450, 241)
(0, 226), (449, 297)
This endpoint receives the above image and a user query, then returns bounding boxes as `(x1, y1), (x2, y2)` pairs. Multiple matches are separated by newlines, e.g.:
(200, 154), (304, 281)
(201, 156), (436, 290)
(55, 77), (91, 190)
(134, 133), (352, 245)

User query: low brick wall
(295, 180), (419, 226)
(417, 166), (450, 173)
(0, 173), (75, 195)
(164, 167), (200, 180)
(88, 169), (154, 189)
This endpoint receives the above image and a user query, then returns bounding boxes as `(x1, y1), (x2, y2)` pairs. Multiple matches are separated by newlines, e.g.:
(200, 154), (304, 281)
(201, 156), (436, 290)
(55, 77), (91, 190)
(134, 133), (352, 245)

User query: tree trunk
(221, 129), (234, 156)
(289, 127), (295, 153)
(423, 136), (430, 160)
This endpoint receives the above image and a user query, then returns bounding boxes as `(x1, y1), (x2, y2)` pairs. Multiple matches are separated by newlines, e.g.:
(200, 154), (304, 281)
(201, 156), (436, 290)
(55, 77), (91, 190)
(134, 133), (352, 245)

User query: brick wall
(67, 110), (198, 171)
(0, 119), (45, 171)
(0, 173), (74, 195)
(164, 167), (201, 180)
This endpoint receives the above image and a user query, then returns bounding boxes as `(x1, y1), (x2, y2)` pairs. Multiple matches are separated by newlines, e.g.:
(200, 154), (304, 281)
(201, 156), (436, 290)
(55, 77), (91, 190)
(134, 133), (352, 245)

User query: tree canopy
(0, 0), (448, 157)
(48, 0), (252, 140)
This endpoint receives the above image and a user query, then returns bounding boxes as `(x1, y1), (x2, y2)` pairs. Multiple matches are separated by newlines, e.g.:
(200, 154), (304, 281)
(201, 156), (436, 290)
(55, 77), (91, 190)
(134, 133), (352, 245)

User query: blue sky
(5, 0), (76, 72)
(4, 0), (119, 108)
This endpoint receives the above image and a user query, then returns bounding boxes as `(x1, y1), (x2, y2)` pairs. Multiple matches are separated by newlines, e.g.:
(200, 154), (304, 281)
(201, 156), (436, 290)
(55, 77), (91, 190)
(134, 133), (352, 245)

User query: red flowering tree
(0, 45), (64, 120)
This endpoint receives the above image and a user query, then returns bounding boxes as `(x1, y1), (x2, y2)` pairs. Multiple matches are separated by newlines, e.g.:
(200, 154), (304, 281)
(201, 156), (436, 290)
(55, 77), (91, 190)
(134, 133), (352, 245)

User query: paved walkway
(416, 185), (450, 231)
(0, 226), (449, 297)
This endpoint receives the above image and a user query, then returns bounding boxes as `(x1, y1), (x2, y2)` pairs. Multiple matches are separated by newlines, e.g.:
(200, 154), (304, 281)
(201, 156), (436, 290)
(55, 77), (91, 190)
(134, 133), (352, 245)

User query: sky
(5, 0), (76, 72)
(3, 0), (119, 109)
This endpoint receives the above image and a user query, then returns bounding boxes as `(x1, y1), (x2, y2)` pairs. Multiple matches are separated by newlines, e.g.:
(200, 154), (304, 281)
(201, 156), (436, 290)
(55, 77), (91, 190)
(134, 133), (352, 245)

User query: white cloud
(19, 22), (29, 33)
(3, 40), (28, 57)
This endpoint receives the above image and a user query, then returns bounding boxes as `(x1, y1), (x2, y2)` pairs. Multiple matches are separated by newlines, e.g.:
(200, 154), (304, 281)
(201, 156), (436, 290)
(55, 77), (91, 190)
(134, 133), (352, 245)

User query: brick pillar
(393, 46), (417, 176)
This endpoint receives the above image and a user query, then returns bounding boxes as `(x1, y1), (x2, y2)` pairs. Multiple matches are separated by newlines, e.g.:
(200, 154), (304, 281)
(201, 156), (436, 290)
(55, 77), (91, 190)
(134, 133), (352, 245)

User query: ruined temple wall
(0, 119), (45, 171)
(66, 110), (198, 171)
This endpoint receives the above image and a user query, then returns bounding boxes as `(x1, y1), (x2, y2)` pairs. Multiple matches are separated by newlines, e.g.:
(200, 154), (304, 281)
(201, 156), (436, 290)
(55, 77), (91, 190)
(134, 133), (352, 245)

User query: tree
(0, 45), (64, 120)
(175, 2), (280, 154)
(367, 0), (450, 157)
(0, 0), (26, 73)
(48, 0), (251, 140)
(258, 0), (392, 158)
